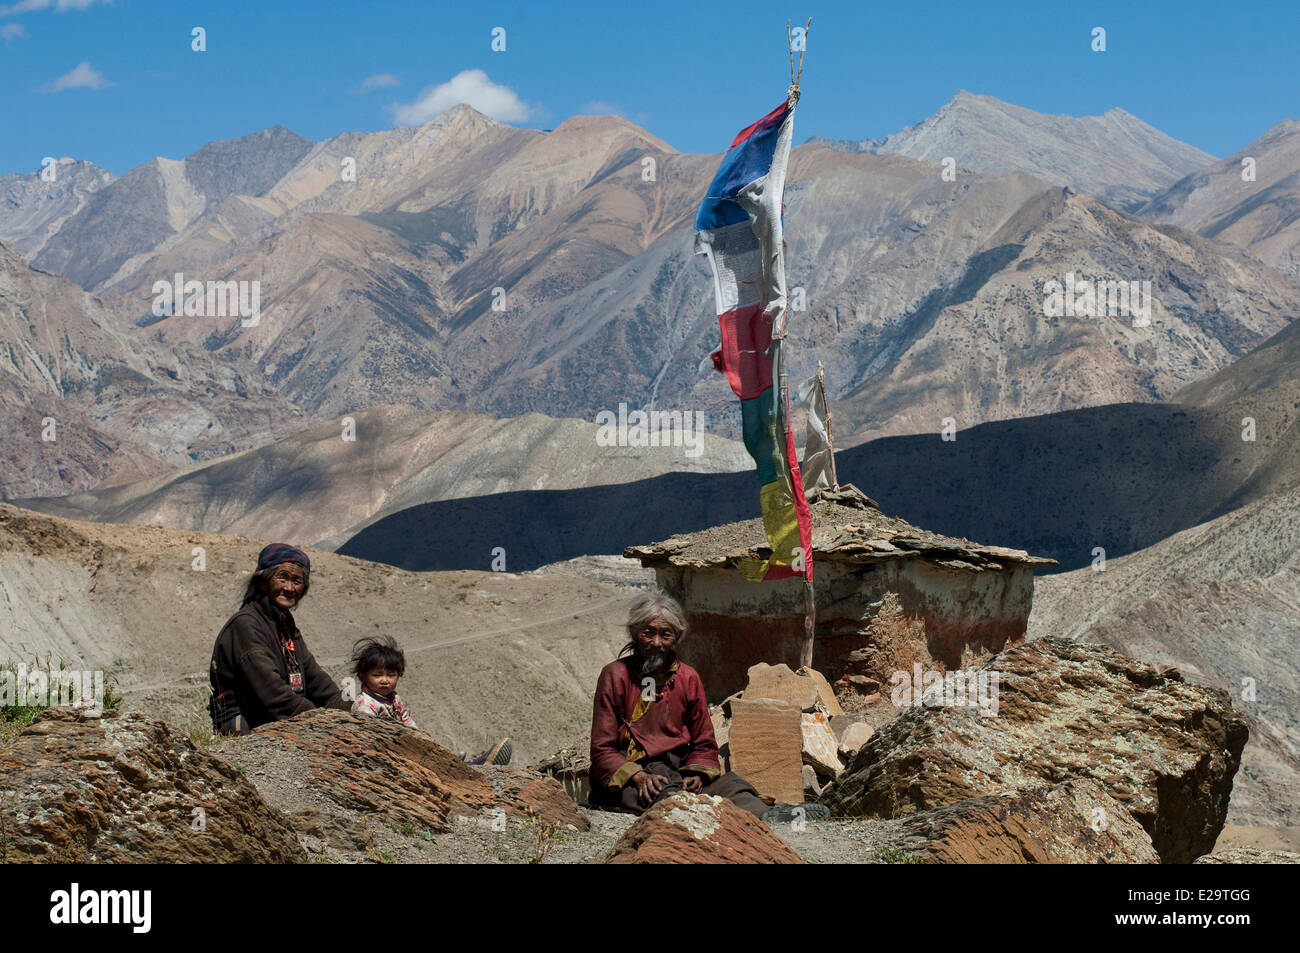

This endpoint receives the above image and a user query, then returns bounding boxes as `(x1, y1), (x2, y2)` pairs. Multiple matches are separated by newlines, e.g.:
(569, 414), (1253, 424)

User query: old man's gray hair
(623, 590), (688, 650)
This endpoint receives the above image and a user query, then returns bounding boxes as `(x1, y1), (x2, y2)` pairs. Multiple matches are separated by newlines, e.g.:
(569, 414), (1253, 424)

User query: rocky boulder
(824, 637), (1248, 864)
(838, 721), (874, 759)
(875, 780), (1160, 863)
(0, 708), (304, 863)
(744, 663), (820, 710)
(799, 666), (844, 716)
(605, 793), (802, 864)
(801, 712), (843, 777)
(223, 708), (586, 835)
(1195, 847), (1300, 864)
(727, 698), (804, 805)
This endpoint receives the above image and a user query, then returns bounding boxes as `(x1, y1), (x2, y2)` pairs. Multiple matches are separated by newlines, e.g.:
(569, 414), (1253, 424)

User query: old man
(590, 591), (768, 816)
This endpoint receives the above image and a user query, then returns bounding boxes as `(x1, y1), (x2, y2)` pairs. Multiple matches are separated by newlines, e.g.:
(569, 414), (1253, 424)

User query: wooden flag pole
(787, 18), (812, 91)
(788, 18), (816, 673)
(801, 581), (816, 670)
(818, 361), (840, 491)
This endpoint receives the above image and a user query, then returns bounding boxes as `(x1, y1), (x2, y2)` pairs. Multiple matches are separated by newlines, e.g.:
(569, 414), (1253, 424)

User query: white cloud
(390, 69), (530, 125)
(1, 21), (24, 39)
(580, 100), (625, 118)
(40, 59), (113, 92)
(0, 0), (108, 15)
(578, 100), (649, 126)
(360, 72), (399, 93)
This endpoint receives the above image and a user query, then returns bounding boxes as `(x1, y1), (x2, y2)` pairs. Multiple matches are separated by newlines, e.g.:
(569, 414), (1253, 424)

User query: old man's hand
(681, 775), (703, 793)
(632, 770), (668, 805)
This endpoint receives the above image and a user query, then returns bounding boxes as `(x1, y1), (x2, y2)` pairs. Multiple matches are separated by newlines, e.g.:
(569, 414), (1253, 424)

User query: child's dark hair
(351, 636), (406, 677)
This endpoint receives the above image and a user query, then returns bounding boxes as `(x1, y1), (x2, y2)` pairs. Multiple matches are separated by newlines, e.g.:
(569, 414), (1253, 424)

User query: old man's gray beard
(639, 648), (675, 677)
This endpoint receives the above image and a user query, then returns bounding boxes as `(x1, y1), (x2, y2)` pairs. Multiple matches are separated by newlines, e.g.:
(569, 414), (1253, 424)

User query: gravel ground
(282, 805), (896, 864)
(771, 816), (897, 863)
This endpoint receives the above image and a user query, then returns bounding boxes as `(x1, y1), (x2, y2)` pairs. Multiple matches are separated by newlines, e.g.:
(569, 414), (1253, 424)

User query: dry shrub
(835, 593), (936, 717)
(864, 592), (935, 686)
(959, 642), (996, 670)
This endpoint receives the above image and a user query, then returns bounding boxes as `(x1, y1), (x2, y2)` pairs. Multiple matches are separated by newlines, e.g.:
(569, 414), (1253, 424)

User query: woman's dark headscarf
(241, 543), (311, 607)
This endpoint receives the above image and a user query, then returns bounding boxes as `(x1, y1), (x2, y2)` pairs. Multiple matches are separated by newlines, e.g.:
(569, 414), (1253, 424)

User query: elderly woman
(589, 591), (769, 817)
(208, 543), (350, 735)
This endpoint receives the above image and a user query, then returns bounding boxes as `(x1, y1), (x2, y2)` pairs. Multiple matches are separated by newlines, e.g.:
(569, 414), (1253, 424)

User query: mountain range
(0, 239), (299, 498)
(0, 159), (116, 261)
(335, 315), (1300, 574)
(2, 93), (1299, 507)
(13, 403), (748, 551)
(807, 89), (1215, 211)
(1140, 118), (1300, 282)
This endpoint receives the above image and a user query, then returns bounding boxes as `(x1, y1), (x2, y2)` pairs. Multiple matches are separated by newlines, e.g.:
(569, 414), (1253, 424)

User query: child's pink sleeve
(394, 695), (417, 728)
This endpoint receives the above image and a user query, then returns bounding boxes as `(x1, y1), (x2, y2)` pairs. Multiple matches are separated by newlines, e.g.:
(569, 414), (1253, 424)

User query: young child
(348, 635), (514, 765)
(349, 636), (417, 728)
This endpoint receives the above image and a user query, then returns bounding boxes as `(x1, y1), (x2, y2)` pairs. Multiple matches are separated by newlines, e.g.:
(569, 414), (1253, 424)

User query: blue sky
(1, 0), (1296, 176)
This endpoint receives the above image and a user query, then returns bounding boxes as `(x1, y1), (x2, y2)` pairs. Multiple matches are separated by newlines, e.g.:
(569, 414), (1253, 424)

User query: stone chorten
(624, 485), (1057, 700)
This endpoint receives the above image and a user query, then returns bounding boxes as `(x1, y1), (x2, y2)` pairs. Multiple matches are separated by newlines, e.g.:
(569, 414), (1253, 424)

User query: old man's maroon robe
(590, 657), (721, 791)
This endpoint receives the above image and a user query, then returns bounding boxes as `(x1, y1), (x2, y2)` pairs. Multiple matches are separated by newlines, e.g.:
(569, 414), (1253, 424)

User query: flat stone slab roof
(624, 484), (1057, 573)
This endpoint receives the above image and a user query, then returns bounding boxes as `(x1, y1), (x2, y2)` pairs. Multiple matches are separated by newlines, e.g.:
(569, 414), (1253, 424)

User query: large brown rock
(237, 708), (587, 833)
(876, 780), (1160, 864)
(744, 663), (819, 711)
(838, 721), (874, 759)
(0, 708), (304, 863)
(800, 712), (844, 778)
(605, 793), (803, 864)
(727, 698), (804, 805)
(1195, 847), (1300, 864)
(798, 666), (844, 716)
(825, 637), (1248, 864)
(507, 774), (590, 830)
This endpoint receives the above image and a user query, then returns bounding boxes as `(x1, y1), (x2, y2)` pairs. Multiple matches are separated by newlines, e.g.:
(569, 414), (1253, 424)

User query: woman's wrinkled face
(267, 564), (306, 611)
